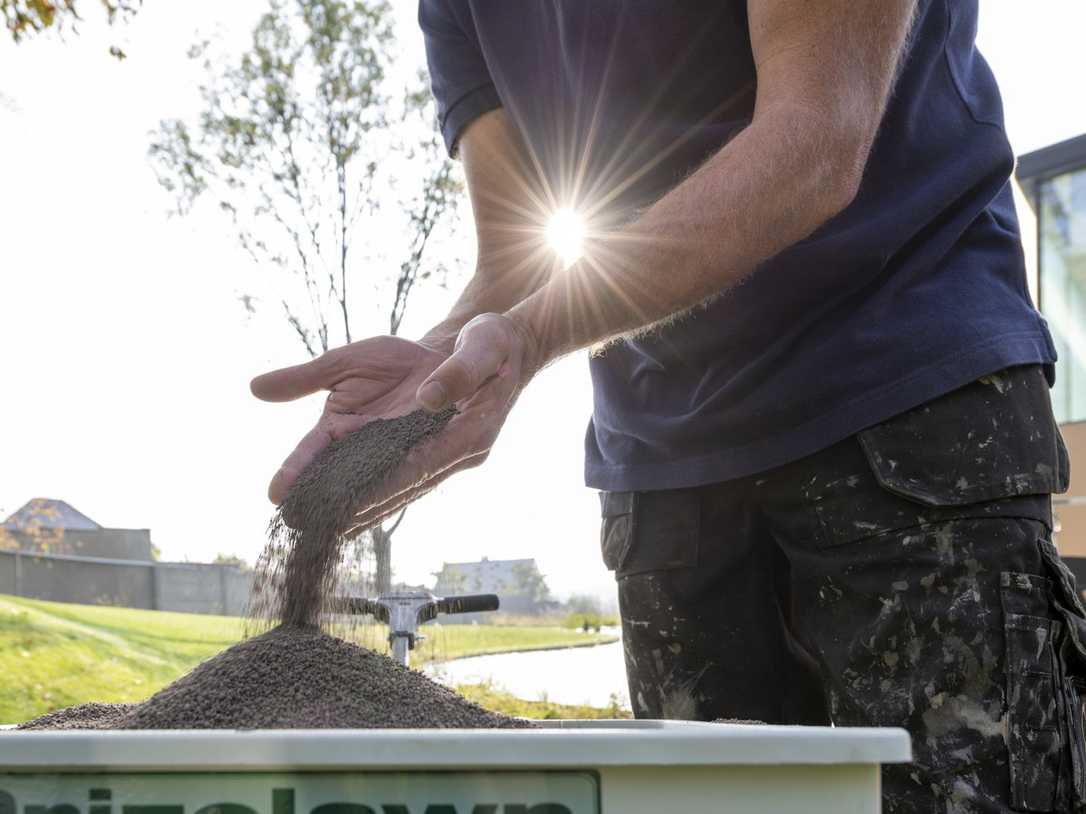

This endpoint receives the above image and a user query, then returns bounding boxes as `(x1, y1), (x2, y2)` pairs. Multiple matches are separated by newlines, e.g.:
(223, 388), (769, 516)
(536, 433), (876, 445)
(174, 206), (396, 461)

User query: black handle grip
(335, 596), (389, 621)
(437, 594), (500, 615)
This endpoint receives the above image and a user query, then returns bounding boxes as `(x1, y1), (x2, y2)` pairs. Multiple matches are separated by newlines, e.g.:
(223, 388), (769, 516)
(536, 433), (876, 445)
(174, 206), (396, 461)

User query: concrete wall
(152, 562), (251, 615)
(0, 550), (252, 616)
(9, 554), (154, 608)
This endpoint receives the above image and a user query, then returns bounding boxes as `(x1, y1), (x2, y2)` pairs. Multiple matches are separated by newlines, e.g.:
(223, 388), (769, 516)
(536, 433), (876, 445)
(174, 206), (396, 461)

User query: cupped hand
(251, 335), (448, 505)
(342, 312), (541, 532)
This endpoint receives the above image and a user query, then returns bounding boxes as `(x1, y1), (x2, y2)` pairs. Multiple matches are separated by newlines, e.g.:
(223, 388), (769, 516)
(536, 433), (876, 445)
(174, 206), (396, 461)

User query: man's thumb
(417, 332), (506, 411)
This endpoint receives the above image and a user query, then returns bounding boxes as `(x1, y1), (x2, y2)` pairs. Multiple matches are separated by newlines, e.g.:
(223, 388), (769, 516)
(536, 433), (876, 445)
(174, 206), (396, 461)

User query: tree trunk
(371, 526), (392, 596)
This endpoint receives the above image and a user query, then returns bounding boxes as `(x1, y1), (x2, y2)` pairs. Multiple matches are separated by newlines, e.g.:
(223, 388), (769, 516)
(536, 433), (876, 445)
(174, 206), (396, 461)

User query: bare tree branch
(282, 300), (317, 359)
(385, 505), (408, 537)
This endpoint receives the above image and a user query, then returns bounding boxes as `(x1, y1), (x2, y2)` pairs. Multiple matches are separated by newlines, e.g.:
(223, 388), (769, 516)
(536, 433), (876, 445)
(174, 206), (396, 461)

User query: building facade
(432, 557), (553, 617)
(1, 498), (153, 560)
(1017, 134), (1086, 581)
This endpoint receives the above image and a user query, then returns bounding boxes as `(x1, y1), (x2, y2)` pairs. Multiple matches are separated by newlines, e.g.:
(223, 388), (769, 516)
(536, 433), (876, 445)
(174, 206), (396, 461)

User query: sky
(2, 2), (1086, 602)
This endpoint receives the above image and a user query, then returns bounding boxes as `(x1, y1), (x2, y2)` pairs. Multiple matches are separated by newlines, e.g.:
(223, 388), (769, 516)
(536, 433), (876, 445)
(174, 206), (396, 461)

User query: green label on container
(0, 772), (598, 814)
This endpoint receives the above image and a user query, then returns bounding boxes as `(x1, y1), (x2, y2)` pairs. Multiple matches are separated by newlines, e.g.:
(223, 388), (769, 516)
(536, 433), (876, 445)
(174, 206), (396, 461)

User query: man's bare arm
(421, 108), (552, 352)
(420, 0), (918, 404)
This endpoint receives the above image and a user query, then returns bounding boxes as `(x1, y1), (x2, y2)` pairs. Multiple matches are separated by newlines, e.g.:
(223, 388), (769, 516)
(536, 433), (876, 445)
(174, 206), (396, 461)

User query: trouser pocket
(808, 366), (1063, 550)
(1039, 540), (1086, 812)
(1001, 571), (1064, 811)
(598, 489), (699, 578)
(1004, 541), (1086, 812)
(599, 491), (636, 573)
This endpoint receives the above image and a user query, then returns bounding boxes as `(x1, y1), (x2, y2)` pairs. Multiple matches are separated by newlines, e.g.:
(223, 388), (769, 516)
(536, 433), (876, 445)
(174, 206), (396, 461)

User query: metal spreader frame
(339, 591), (500, 666)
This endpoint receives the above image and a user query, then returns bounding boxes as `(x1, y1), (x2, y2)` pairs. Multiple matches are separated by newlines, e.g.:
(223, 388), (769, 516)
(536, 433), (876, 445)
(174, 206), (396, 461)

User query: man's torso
(420, 1), (1057, 490)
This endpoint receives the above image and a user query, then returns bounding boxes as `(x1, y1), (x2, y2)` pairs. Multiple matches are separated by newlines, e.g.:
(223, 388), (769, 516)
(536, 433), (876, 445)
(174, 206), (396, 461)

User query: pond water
(426, 637), (630, 710)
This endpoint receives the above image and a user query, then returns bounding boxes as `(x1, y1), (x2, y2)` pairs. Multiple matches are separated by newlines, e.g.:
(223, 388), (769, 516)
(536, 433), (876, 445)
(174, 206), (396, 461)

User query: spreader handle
(437, 594), (500, 615)
(336, 596), (389, 621)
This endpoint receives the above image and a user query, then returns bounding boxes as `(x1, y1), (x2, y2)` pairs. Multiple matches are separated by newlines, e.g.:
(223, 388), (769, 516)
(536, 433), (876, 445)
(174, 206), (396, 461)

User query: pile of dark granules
(21, 407), (532, 731)
(20, 626), (530, 730)
(19, 702), (138, 730)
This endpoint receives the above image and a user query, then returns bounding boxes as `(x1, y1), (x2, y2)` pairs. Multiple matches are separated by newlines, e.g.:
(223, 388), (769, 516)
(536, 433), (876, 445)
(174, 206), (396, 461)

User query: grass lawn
(0, 593), (618, 724)
(457, 681), (631, 720)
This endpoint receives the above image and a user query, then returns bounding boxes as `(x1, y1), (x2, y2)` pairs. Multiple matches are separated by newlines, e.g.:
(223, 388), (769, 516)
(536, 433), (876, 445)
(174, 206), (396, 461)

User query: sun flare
(545, 207), (586, 269)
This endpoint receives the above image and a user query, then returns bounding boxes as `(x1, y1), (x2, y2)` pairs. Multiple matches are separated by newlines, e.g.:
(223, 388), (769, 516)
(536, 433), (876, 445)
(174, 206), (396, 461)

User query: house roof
(1017, 132), (1086, 187)
(1, 498), (101, 531)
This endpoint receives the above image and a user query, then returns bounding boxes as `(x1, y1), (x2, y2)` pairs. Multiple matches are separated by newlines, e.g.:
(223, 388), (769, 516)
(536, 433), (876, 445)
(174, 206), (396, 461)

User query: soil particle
(255, 407), (457, 628)
(19, 626), (532, 730)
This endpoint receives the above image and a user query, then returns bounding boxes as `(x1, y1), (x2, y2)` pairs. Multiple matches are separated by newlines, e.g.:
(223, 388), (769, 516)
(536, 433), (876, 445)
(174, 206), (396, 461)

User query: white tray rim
(0, 721), (912, 770)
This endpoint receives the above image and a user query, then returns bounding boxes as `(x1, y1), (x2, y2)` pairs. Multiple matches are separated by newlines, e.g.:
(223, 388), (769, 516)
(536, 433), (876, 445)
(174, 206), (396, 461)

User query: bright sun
(545, 207), (585, 269)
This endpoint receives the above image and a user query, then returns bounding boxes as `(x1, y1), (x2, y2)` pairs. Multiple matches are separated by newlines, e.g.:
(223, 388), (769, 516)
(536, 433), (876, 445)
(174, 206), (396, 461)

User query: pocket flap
(598, 490), (699, 577)
(599, 491), (635, 573)
(619, 490), (699, 576)
(600, 491), (634, 517)
(858, 367), (1068, 507)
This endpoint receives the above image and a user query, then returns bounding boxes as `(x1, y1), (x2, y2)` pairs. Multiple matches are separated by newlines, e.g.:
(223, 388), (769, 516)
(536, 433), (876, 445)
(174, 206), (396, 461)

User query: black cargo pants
(600, 365), (1084, 813)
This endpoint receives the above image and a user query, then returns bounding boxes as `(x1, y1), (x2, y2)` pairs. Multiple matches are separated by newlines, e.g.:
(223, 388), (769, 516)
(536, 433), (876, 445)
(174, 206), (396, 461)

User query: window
(1039, 166), (1086, 423)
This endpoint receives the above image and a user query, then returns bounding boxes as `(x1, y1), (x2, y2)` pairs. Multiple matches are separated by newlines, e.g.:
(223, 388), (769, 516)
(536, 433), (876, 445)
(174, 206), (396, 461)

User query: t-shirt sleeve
(418, 0), (502, 157)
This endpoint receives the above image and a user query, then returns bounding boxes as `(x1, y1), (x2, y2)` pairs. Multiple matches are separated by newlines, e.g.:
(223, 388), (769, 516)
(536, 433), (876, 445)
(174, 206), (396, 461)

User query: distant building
(0, 497), (251, 616)
(432, 557), (553, 616)
(1017, 135), (1086, 583)
(1, 497), (153, 560)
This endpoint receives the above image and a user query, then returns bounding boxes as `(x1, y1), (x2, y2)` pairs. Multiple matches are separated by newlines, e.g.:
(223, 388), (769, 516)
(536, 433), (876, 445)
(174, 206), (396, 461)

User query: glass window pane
(1040, 166), (1086, 423)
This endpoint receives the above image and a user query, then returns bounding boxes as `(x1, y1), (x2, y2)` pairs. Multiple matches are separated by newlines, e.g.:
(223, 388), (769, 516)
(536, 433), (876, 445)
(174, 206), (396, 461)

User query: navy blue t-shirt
(420, 1), (1057, 491)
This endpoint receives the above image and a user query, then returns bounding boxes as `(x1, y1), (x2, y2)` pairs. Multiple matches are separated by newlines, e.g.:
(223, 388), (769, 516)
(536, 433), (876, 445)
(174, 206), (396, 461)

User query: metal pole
(391, 636), (410, 667)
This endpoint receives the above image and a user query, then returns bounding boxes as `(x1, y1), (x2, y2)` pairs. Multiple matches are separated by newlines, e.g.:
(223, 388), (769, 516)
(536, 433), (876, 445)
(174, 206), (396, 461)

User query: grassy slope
(0, 594), (618, 724)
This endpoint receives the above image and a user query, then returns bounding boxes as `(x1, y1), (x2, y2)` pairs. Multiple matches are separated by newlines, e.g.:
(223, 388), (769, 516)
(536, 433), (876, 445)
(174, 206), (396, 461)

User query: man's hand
(251, 314), (539, 522)
(345, 312), (540, 531)
(251, 336), (447, 505)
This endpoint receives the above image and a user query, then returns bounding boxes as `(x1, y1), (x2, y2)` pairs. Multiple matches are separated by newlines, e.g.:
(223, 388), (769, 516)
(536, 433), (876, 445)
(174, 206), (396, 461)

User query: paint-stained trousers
(600, 365), (1084, 813)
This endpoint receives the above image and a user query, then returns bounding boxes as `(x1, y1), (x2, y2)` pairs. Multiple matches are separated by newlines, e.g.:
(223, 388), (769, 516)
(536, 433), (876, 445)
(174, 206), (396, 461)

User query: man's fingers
(417, 337), (507, 411)
(268, 412), (373, 505)
(251, 350), (344, 403)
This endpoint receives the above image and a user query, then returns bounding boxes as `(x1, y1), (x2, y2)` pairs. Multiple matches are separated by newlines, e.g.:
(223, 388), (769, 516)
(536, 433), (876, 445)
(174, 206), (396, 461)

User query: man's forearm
(506, 102), (865, 369)
(504, 0), (916, 371)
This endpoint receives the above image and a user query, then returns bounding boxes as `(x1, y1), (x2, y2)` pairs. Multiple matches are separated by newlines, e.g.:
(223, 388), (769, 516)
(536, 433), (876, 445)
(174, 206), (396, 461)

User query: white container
(0, 721), (910, 814)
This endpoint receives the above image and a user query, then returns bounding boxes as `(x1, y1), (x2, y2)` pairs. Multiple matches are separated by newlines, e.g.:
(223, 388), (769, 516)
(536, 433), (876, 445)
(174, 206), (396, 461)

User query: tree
(213, 552), (252, 571)
(565, 593), (602, 615)
(3, 0), (141, 57)
(149, 0), (459, 596)
(511, 561), (551, 607)
(0, 499), (68, 554)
